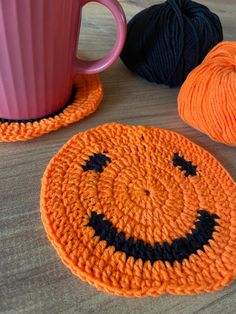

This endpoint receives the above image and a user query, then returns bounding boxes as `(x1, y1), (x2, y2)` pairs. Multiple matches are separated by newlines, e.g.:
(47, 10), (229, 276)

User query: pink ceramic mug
(0, 0), (126, 120)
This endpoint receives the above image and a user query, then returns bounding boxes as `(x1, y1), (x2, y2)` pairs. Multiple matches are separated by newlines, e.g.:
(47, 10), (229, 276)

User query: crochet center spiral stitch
(41, 123), (236, 297)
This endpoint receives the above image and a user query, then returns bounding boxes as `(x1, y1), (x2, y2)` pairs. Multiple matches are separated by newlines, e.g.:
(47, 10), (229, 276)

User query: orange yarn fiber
(41, 123), (236, 297)
(178, 41), (236, 146)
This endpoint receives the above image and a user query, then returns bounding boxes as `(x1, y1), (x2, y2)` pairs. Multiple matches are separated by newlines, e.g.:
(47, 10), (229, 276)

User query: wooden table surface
(1, 1), (235, 313)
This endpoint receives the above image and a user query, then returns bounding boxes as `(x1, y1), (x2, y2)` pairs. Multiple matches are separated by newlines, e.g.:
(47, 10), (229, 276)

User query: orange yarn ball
(178, 41), (236, 146)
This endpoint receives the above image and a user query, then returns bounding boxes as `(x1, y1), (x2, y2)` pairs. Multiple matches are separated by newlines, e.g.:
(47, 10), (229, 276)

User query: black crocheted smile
(87, 210), (219, 265)
(83, 153), (219, 264)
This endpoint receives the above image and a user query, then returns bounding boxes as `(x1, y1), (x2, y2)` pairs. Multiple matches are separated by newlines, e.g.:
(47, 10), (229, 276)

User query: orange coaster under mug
(41, 123), (236, 297)
(0, 75), (102, 142)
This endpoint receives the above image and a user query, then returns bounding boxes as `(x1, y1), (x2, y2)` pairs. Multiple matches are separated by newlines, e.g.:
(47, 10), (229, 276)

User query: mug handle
(74, 0), (127, 74)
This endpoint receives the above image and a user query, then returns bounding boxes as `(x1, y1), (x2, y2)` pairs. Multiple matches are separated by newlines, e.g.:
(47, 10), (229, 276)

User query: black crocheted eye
(172, 153), (197, 177)
(82, 153), (111, 173)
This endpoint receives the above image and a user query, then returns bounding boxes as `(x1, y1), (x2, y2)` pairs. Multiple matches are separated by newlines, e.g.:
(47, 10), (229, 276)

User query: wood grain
(0, 1), (235, 313)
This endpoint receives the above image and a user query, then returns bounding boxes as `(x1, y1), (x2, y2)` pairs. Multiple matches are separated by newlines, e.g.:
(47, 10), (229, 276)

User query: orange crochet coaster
(0, 75), (102, 142)
(41, 123), (236, 297)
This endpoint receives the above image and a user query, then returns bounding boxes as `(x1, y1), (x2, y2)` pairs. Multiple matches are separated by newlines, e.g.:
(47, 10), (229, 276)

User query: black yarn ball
(120, 0), (223, 87)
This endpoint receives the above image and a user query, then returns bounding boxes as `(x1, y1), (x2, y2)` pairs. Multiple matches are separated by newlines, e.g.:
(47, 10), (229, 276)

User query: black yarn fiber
(172, 152), (197, 177)
(88, 210), (219, 265)
(82, 153), (111, 173)
(120, 0), (223, 87)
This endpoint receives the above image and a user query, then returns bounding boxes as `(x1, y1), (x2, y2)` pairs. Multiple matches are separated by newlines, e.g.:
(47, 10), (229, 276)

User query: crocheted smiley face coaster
(0, 75), (102, 142)
(41, 123), (236, 297)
